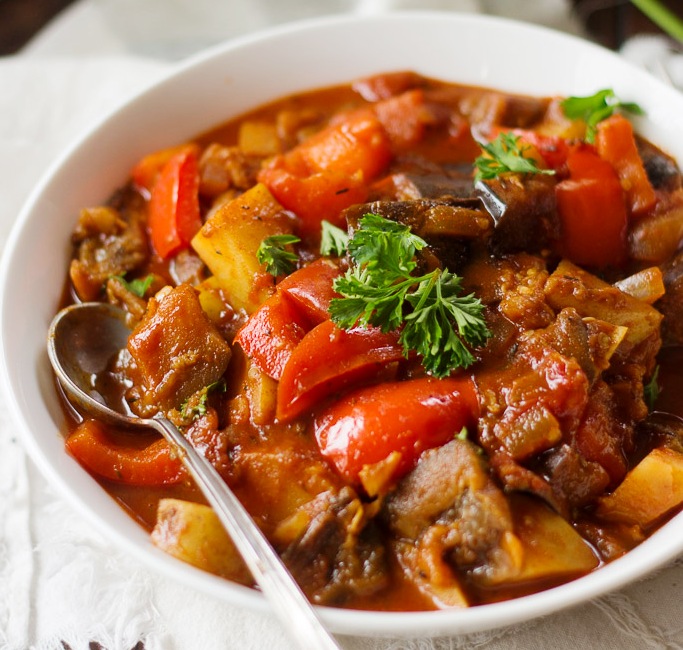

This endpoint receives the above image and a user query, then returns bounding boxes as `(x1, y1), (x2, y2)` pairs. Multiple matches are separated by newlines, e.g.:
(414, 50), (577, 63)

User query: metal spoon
(47, 301), (341, 650)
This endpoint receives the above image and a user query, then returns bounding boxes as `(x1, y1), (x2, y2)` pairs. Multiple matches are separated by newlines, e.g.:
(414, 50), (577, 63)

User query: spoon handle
(150, 415), (342, 650)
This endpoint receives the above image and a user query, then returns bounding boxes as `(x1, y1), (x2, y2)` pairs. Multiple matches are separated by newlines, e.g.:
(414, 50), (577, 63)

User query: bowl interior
(3, 11), (683, 637)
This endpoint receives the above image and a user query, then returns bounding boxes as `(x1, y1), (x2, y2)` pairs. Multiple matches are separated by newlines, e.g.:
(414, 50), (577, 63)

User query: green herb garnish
(320, 220), (350, 257)
(115, 273), (155, 298)
(180, 380), (226, 421)
(257, 234), (301, 276)
(561, 89), (644, 143)
(329, 213), (490, 377)
(474, 132), (555, 182)
(644, 364), (661, 411)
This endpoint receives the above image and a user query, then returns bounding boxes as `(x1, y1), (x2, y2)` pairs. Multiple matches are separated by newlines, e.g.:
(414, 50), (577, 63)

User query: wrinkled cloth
(2, 3), (683, 649)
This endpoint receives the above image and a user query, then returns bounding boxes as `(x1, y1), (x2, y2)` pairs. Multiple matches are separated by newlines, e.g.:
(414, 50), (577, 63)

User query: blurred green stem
(630, 0), (683, 44)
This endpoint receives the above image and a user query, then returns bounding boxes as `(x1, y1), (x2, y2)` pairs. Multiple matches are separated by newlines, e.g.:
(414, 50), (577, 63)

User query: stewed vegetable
(57, 71), (683, 610)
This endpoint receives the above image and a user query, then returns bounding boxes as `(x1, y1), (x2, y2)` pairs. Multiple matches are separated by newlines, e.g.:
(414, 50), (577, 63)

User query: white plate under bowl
(3, 10), (683, 638)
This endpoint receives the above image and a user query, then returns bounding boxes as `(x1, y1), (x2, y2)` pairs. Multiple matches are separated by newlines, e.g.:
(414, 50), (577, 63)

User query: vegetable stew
(57, 71), (683, 610)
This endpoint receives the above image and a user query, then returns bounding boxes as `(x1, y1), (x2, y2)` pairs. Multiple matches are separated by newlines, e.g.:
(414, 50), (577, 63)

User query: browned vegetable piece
(384, 438), (522, 589)
(70, 201), (149, 302)
(544, 260), (663, 362)
(658, 249), (683, 345)
(127, 284), (231, 415)
(474, 173), (559, 254)
(151, 498), (252, 585)
(596, 447), (683, 528)
(343, 197), (489, 270)
(628, 194), (683, 265)
(197, 143), (263, 198)
(280, 488), (388, 605)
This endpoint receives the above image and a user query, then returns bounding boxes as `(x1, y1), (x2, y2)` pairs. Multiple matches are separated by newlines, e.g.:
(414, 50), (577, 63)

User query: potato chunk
(191, 183), (292, 314)
(510, 495), (598, 583)
(127, 284), (231, 414)
(596, 447), (683, 528)
(151, 498), (251, 585)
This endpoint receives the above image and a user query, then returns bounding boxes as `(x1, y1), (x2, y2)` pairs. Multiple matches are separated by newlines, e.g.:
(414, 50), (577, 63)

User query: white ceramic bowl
(3, 11), (683, 638)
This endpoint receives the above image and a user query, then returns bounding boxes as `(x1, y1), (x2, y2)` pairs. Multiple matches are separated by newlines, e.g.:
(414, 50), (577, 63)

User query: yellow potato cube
(191, 183), (292, 314)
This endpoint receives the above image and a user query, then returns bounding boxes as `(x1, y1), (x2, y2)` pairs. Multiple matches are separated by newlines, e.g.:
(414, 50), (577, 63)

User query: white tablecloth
(2, 2), (683, 649)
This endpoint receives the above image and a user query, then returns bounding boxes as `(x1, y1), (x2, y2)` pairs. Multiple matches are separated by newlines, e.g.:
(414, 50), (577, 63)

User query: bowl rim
(3, 9), (683, 638)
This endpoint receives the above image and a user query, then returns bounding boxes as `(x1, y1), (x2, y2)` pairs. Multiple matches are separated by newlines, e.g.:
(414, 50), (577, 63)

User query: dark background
(1, 0), (682, 56)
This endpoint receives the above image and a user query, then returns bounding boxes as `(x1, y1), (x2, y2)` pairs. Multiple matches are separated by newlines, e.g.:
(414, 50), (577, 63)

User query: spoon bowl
(47, 301), (341, 650)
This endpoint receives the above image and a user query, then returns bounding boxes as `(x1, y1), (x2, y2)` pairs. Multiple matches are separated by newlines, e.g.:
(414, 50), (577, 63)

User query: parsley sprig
(114, 273), (155, 298)
(320, 220), (350, 257)
(474, 132), (555, 182)
(257, 234), (301, 276)
(561, 89), (644, 143)
(329, 213), (490, 376)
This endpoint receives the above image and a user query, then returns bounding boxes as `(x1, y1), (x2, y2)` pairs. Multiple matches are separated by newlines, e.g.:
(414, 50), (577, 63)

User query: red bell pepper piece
(66, 419), (186, 486)
(233, 292), (309, 380)
(595, 114), (657, 218)
(276, 320), (405, 422)
(131, 142), (199, 193)
(275, 258), (341, 325)
(373, 89), (429, 152)
(555, 144), (628, 268)
(259, 108), (392, 240)
(314, 376), (479, 485)
(148, 148), (202, 259)
(235, 260), (342, 379)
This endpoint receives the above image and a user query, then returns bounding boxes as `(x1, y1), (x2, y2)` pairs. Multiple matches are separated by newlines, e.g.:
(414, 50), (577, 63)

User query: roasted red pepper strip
(233, 292), (309, 380)
(235, 260), (341, 379)
(314, 376), (479, 485)
(555, 144), (628, 268)
(276, 258), (341, 325)
(148, 148), (202, 259)
(259, 108), (392, 240)
(66, 419), (185, 486)
(131, 142), (199, 193)
(595, 114), (657, 218)
(276, 321), (404, 422)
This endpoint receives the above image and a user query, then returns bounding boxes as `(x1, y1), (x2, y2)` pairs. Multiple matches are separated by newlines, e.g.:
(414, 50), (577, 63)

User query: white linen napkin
(2, 28), (683, 650)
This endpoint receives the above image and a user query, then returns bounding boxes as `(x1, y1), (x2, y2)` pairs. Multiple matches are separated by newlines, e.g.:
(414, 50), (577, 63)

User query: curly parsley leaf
(114, 273), (155, 298)
(257, 234), (301, 276)
(320, 220), (350, 257)
(329, 213), (490, 377)
(474, 132), (556, 182)
(560, 89), (644, 143)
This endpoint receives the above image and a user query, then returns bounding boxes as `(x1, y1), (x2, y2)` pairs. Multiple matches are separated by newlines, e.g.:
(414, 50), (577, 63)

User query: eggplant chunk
(280, 488), (388, 605)
(384, 438), (522, 588)
(343, 197), (491, 270)
(475, 173), (559, 254)
(658, 249), (683, 345)
(127, 284), (231, 415)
